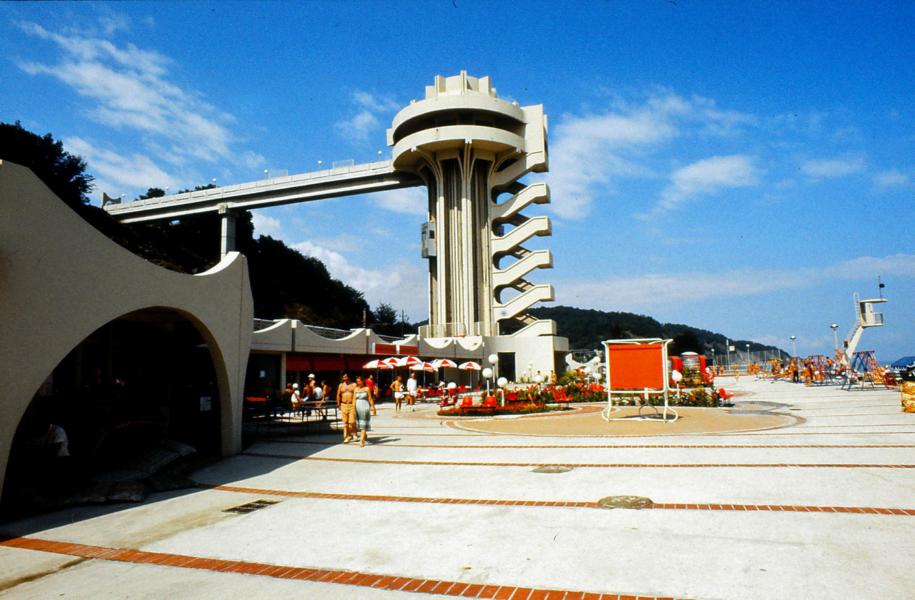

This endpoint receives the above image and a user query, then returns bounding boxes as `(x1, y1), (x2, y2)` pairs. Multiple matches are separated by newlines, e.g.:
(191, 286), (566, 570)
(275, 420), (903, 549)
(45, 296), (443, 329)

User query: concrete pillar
(219, 204), (236, 258)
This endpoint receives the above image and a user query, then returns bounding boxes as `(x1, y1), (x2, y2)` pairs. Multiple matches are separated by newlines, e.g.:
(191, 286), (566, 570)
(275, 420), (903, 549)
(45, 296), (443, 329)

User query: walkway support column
(219, 203), (236, 258)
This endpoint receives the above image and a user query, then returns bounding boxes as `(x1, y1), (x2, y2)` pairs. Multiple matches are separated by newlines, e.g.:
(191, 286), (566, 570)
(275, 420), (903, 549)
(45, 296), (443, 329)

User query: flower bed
(437, 401), (570, 417)
(435, 382), (724, 416)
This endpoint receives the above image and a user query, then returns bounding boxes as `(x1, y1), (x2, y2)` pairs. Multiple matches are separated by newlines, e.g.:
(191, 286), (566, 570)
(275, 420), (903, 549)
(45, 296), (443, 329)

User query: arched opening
(2, 308), (222, 519)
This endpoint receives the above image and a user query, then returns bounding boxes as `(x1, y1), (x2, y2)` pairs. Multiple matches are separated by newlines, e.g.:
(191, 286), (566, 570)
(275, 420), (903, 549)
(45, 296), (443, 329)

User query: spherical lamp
(497, 377), (508, 388)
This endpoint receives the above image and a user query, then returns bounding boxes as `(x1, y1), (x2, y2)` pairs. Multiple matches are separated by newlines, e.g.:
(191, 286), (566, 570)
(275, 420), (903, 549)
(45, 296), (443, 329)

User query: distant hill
(528, 305), (785, 360)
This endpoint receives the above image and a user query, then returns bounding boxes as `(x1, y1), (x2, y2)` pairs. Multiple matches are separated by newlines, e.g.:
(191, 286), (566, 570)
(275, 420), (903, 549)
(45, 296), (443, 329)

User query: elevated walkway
(104, 160), (423, 223)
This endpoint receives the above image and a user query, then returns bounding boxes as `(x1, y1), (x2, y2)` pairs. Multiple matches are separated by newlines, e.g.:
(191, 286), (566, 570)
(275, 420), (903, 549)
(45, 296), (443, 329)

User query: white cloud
(335, 110), (379, 142)
(240, 150), (267, 170)
(547, 91), (755, 220)
(335, 90), (400, 143)
(801, 155), (866, 179)
(251, 212), (283, 237)
(639, 154), (758, 219)
(371, 186), (427, 216)
(97, 13), (132, 36)
(353, 90), (400, 113)
(17, 20), (251, 175)
(311, 234), (363, 253)
(830, 254), (915, 278)
(556, 253), (915, 311)
(873, 169), (910, 188)
(291, 240), (427, 319)
(64, 136), (178, 192)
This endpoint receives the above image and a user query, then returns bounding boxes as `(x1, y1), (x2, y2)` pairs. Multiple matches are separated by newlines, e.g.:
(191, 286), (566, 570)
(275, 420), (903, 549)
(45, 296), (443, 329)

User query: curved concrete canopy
(0, 160), (253, 498)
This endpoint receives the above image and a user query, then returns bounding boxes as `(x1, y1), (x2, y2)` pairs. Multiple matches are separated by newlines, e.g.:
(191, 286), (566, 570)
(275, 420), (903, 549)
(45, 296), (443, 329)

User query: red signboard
(604, 342), (666, 390)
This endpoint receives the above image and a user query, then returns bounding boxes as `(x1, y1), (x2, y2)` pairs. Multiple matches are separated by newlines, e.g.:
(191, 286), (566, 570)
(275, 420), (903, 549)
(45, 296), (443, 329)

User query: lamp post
(482, 367), (493, 396)
(497, 376), (508, 406)
(745, 343), (750, 366)
(830, 323), (839, 351)
(790, 335), (797, 359)
(487, 353), (499, 382)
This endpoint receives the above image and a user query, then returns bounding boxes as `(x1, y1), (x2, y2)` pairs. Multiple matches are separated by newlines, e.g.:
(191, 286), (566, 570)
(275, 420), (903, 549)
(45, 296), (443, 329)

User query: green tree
(530, 305), (786, 358)
(374, 303), (397, 325)
(0, 121), (93, 208)
(136, 187), (166, 200)
(670, 330), (703, 356)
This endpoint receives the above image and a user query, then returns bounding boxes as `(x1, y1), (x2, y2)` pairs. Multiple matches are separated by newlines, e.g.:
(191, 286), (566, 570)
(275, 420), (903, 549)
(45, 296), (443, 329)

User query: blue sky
(2, 2), (913, 360)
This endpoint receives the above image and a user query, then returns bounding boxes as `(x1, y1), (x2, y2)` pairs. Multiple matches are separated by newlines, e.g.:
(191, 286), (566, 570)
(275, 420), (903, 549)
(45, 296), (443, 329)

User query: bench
(299, 399), (339, 423)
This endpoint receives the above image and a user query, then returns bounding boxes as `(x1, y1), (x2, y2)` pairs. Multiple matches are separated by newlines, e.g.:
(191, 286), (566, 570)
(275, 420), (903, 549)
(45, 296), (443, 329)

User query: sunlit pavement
(2, 377), (914, 599)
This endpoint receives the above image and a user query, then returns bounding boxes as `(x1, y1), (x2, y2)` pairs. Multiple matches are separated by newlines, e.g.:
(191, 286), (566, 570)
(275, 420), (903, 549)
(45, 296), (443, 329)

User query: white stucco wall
(0, 161), (253, 498)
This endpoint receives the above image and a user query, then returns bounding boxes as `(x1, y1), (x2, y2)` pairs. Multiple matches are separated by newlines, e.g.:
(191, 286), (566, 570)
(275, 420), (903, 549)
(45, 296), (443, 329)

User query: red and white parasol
(410, 361), (436, 372)
(396, 355), (423, 367)
(363, 359), (393, 370)
(458, 361), (482, 371)
(431, 358), (457, 369)
(380, 356), (401, 368)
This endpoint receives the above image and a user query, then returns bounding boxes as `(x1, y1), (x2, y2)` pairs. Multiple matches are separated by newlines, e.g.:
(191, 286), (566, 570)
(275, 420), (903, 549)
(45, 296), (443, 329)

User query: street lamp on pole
(830, 323), (839, 352)
(745, 343), (750, 365)
(790, 335), (797, 359)
(487, 353), (499, 383)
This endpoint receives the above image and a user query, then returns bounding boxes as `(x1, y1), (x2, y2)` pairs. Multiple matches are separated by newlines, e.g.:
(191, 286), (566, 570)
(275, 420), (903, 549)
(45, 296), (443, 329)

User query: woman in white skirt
(353, 375), (376, 447)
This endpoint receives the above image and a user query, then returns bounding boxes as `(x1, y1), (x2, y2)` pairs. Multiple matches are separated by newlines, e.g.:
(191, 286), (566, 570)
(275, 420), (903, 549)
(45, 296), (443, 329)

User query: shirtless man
(336, 373), (357, 443)
(390, 375), (404, 412)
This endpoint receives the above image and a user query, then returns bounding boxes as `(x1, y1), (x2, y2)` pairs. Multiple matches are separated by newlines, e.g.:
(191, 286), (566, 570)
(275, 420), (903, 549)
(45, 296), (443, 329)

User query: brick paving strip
(210, 484), (915, 516)
(278, 441), (915, 449)
(0, 536), (682, 600)
(243, 452), (915, 469)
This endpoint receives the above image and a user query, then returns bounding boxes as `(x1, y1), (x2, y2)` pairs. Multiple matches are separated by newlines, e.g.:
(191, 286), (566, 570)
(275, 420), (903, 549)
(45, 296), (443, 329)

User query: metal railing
(419, 321), (491, 338)
(861, 312), (884, 327)
(302, 325), (354, 340)
(253, 318), (278, 331)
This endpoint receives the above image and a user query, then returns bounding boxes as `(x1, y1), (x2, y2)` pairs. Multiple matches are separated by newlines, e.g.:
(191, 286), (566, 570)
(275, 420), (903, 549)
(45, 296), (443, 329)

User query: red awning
(285, 355), (312, 371)
(311, 355), (346, 371)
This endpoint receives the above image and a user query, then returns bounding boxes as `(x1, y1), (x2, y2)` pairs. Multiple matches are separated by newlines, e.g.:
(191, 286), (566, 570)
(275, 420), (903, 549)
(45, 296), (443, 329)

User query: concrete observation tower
(103, 72), (568, 376)
(389, 72), (556, 340)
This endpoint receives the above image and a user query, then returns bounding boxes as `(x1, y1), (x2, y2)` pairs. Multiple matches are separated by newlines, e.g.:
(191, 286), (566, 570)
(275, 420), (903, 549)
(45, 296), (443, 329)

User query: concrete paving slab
(1, 377), (913, 599)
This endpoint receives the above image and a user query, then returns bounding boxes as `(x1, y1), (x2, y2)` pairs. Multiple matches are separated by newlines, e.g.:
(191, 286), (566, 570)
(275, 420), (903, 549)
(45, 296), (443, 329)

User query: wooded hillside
(529, 305), (784, 357)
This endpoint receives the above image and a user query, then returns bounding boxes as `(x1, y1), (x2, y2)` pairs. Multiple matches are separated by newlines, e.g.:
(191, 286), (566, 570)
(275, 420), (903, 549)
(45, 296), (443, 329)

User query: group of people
(282, 374), (330, 418)
(764, 356), (843, 385)
(335, 374), (376, 446)
(332, 372), (422, 446)
(388, 372), (419, 412)
(277, 371), (429, 447)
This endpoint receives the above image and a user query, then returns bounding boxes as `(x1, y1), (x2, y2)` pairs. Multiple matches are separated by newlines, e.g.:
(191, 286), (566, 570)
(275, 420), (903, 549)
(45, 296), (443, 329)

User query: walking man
(336, 373), (357, 443)
(406, 371), (418, 411)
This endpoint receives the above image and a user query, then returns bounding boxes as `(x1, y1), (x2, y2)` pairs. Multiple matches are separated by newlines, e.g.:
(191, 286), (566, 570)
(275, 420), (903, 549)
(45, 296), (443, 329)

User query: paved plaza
(2, 377), (914, 599)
